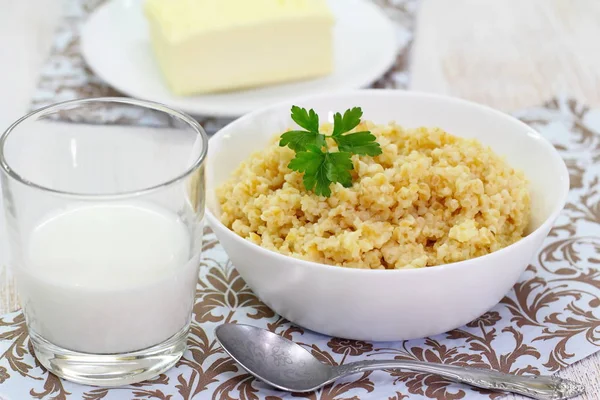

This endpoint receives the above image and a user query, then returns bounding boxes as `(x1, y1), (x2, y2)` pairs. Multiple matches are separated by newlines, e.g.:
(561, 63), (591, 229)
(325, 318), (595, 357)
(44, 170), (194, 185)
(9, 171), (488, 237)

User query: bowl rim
(205, 89), (570, 275)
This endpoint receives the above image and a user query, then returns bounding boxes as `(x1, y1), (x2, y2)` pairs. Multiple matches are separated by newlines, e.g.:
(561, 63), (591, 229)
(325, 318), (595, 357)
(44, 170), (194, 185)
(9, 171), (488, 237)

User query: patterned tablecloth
(0, 98), (598, 399)
(0, 1), (599, 399)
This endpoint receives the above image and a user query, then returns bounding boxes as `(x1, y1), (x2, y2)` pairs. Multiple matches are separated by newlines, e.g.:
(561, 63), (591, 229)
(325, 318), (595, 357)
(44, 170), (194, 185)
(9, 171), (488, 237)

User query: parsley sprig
(279, 106), (382, 197)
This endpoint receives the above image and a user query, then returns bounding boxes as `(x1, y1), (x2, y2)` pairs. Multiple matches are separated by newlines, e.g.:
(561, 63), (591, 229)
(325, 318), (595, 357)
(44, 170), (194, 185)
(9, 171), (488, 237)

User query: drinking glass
(0, 98), (208, 386)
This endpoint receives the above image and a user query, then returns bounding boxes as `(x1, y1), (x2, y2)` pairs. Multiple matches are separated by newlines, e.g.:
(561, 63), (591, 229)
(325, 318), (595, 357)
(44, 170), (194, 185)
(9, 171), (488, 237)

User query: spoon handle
(332, 360), (583, 400)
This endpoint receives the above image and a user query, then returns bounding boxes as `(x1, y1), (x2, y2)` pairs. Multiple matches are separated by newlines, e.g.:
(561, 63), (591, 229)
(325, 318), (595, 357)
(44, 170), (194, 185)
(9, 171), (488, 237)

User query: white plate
(80, 0), (398, 118)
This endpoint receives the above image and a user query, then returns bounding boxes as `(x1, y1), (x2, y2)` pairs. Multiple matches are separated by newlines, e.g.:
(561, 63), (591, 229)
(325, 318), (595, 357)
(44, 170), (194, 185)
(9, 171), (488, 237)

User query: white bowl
(205, 90), (569, 341)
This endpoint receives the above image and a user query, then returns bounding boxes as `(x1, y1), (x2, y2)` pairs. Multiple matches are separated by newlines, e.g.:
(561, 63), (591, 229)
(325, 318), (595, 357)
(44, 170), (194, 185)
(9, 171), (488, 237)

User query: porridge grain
(217, 122), (530, 269)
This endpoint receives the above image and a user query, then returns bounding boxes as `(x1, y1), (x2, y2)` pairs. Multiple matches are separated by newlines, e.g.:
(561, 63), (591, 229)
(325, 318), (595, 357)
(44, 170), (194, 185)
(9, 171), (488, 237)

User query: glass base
(29, 325), (189, 387)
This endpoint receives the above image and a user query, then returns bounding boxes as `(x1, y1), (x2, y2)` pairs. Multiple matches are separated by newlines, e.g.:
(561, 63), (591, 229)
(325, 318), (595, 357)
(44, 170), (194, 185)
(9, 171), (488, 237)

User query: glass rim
(0, 97), (209, 200)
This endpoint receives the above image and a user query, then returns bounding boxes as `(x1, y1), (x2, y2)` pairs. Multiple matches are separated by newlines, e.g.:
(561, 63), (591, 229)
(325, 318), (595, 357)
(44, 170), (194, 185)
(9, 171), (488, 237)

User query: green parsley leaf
(288, 148), (354, 196)
(287, 146), (324, 173)
(325, 152), (354, 188)
(332, 107), (363, 137)
(279, 130), (326, 152)
(291, 106), (319, 133)
(281, 105), (381, 197)
(334, 131), (383, 156)
(288, 147), (331, 197)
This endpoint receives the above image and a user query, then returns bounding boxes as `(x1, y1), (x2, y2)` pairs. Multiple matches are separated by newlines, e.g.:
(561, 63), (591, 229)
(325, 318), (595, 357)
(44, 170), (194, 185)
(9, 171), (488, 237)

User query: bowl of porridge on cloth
(205, 90), (569, 341)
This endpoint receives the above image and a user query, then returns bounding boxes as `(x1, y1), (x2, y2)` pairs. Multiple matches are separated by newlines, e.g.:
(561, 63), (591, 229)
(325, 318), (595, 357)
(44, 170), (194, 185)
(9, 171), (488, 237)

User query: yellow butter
(144, 0), (335, 95)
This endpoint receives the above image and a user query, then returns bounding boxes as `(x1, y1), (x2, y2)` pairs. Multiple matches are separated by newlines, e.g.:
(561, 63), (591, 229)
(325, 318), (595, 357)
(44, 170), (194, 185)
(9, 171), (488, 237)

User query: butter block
(144, 0), (335, 95)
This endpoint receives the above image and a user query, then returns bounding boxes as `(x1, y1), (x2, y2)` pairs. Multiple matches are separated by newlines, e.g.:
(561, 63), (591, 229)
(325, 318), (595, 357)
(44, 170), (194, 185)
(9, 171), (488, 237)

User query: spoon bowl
(215, 323), (331, 392)
(206, 90), (570, 342)
(215, 323), (584, 400)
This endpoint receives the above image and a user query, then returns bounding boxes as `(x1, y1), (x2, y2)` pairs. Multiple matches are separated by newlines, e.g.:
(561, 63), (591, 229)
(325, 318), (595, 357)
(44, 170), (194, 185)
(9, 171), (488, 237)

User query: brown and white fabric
(0, 0), (598, 399)
(1, 97), (600, 399)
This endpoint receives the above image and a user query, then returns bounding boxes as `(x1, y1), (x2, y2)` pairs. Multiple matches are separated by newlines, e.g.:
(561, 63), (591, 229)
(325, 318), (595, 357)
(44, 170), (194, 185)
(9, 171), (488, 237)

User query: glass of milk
(0, 98), (208, 386)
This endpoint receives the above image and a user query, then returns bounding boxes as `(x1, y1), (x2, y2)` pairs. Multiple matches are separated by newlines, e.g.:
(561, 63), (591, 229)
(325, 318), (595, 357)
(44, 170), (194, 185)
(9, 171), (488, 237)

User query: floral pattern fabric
(0, 0), (598, 399)
(1, 98), (600, 399)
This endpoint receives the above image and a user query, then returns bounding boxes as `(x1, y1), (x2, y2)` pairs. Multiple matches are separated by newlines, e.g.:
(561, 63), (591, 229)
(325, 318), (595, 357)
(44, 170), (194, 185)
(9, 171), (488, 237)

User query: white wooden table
(0, 0), (598, 398)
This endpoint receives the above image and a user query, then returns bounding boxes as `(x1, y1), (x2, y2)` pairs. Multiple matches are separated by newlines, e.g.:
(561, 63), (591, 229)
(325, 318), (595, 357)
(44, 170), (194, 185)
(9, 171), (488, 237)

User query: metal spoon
(215, 323), (584, 400)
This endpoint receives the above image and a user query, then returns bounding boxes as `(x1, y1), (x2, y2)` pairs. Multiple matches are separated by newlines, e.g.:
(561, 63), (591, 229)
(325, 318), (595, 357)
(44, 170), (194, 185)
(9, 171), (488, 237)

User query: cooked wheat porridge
(217, 121), (531, 269)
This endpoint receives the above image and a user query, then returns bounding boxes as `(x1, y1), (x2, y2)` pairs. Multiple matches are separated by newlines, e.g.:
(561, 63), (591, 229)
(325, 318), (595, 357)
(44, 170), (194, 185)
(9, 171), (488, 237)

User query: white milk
(17, 202), (199, 354)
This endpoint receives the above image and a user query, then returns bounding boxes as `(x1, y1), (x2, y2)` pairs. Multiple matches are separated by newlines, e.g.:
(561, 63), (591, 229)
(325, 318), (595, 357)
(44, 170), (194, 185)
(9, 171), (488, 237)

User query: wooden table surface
(0, 0), (598, 398)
